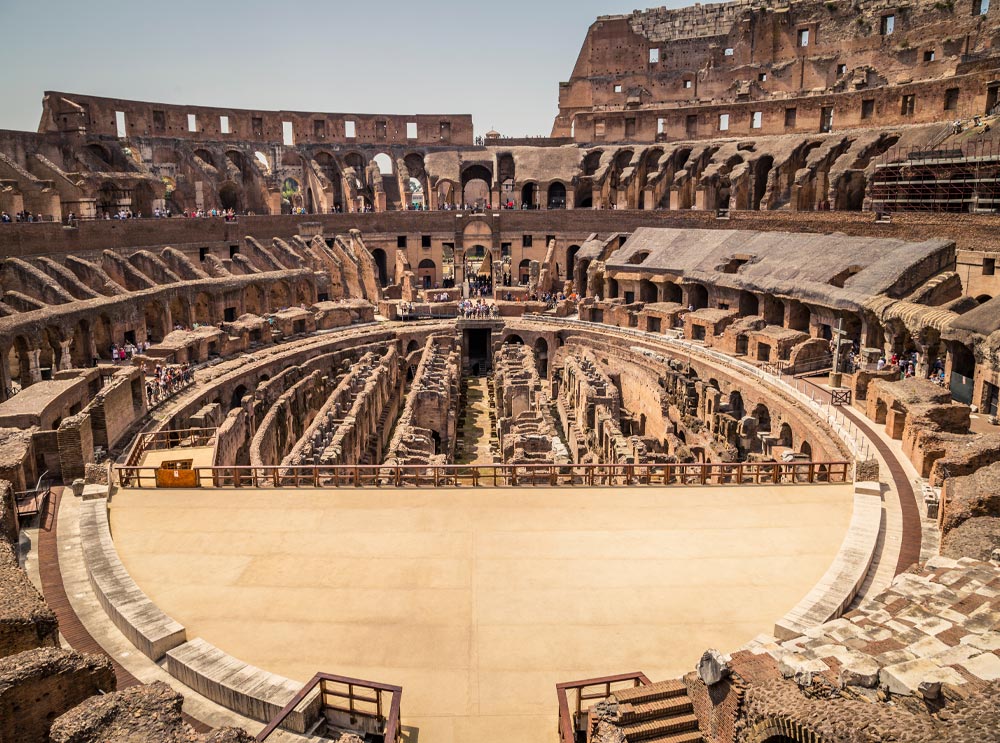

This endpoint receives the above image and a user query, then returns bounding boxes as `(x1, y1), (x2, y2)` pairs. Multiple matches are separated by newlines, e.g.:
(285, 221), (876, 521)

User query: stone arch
(406, 340), (420, 355)
(372, 248), (389, 287)
(533, 337), (549, 377)
(417, 259), (436, 289)
(8, 336), (32, 387)
(728, 390), (745, 419)
(244, 284), (265, 315)
(800, 441), (812, 458)
(739, 291), (759, 317)
(71, 319), (94, 367)
(269, 281), (291, 310)
(975, 294), (992, 304)
(607, 277), (619, 299)
(547, 181), (567, 209)
(639, 279), (657, 303)
(218, 181), (242, 211)
(169, 296), (191, 329)
(574, 181), (593, 208)
(461, 164), (492, 206)
(662, 282), (682, 303)
(787, 300), (810, 332)
(778, 422), (793, 448)
(93, 313), (114, 359)
(518, 259), (532, 285)
(504, 334), (524, 345)
(688, 283), (708, 309)
(193, 148), (214, 168)
(230, 384), (248, 411)
(131, 181), (155, 216)
(193, 292), (213, 325)
(583, 150), (603, 176)
(751, 403), (772, 433)
(144, 300), (167, 343)
(521, 182), (538, 209)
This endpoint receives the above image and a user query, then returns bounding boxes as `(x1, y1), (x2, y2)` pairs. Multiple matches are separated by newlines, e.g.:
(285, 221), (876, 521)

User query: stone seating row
(773, 482), (884, 640)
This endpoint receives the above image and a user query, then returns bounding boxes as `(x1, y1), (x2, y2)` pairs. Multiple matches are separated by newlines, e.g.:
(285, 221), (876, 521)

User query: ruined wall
(554, 0), (1000, 142)
(492, 344), (567, 464)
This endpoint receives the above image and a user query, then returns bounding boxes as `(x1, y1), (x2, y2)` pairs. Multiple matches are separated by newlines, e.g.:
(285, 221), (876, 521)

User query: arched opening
(778, 422), (793, 448)
(787, 301), (810, 332)
(874, 399), (888, 424)
(577, 259), (592, 296)
(607, 277), (619, 299)
(169, 296), (191, 330)
(269, 282), (290, 310)
(131, 181), (155, 216)
(521, 182), (537, 209)
(688, 284), (708, 310)
(417, 258), (436, 289)
(373, 152), (393, 176)
(218, 181), (242, 211)
(144, 300), (167, 343)
(9, 336), (32, 387)
(193, 292), (212, 325)
(406, 340), (420, 355)
(728, 391), (745, 419)
(574, 182), (593, 208)
(799, 441), (812, 458)
(975, 294), (993, 304)
(230, 384), (248, 411)
(639, 279), (657, 303)
(504, 334), (524, 345)
(547, 181), (567, 209)
(461, 165), (493, 208)
(662, 282), (682, 303)
(93, 314), (114, 359)
(751, 403), (772, 433)
(739, 291), (759, 317)
(372, 248), (389, 287)
(533, 338), (549, 377)
(280, 178), (300, 214)
(751, 156), (774, 210)
(71, 320), (93, 367)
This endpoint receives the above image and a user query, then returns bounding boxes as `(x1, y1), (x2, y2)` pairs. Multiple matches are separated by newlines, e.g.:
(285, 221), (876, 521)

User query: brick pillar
(57, 413), (94, 481)
(27, 349), (42, 383)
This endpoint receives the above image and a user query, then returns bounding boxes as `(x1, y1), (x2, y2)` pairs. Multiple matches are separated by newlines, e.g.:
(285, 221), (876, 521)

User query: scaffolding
(868, 139), (1000, 214)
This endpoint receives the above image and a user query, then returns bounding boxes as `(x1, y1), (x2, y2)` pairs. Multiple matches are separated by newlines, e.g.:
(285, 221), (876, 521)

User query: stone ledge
(79, 498), (186, 661)
(165, 638), (319, 733)
(773, 483), (884, 640)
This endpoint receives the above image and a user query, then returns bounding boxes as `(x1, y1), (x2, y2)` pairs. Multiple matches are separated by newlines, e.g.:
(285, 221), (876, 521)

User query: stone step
(613, 679), (687, 705)
(620, 696), (693, 723)
(638, 732), (702, 743)
(621, 713), (699, 741)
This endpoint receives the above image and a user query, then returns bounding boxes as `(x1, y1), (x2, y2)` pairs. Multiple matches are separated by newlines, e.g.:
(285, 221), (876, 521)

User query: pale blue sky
(0, 0), (690, 137)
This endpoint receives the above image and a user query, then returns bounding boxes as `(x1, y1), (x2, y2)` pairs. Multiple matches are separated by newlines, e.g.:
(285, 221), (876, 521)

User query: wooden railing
(120, 427), (219, 486)
(256, 672), (402, 742)
(556, 672), (650, 743)
(115, 460), (851, 489)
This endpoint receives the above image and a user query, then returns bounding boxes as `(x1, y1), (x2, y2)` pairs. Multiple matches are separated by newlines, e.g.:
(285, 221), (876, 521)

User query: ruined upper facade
(553, 0), (1000, 142)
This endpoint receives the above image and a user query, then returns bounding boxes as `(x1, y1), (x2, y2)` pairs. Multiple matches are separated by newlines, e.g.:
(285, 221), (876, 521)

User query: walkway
(455, 376), (495, 465)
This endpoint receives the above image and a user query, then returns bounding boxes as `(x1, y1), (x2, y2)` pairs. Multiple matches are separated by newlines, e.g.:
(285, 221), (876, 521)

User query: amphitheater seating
(79, 498), (186, 660)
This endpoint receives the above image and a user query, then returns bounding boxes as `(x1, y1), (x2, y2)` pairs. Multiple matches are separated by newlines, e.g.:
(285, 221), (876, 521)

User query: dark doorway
(465, 328), (492, 374)
(372, 248), (389, 287)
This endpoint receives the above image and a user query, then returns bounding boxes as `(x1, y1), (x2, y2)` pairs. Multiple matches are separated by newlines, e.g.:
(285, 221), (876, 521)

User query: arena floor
(109, 483), (854, 743)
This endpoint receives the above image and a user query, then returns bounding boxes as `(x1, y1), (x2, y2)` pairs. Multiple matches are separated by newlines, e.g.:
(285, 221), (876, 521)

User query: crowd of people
(110, 340), (155, 362)
(459, 298), (499, 318)
(144, 363), (193, 406)
(468, 276), (492, 298)
(1, 210), (44, 223)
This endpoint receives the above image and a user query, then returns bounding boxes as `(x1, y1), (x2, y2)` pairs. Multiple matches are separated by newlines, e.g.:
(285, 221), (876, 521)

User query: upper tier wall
(554, 0), (1000, 141)
(40, 91), (474, 147)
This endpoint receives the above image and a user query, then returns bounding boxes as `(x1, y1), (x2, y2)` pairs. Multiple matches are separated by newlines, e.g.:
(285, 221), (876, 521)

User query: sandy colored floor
(110, 484), (853, 743)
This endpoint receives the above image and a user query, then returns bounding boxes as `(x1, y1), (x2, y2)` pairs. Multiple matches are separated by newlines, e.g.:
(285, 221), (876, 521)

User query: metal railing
(256, 672), (402, 742)
(115, 460), (850, 489)
(556, 672), (650, 743)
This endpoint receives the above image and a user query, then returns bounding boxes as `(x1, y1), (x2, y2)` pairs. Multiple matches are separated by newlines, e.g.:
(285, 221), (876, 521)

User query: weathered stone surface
(0, 565), (59, 658)
(50, 681), (253, 743)
(0, 647), (115, 743)
(697, 648), (730, 686)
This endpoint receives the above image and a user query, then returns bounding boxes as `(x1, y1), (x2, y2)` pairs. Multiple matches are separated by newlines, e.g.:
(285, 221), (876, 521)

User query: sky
(0, 0), (691, 138)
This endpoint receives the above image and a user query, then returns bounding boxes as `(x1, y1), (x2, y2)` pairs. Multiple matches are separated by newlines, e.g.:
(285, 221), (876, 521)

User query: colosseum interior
(2, 1), (1000, 742)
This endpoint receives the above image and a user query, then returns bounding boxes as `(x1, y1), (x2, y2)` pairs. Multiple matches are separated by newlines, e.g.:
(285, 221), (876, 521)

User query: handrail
(116, 460), (851, 489)
(555, 672), (650, 743)
(256, 672), (402, 742)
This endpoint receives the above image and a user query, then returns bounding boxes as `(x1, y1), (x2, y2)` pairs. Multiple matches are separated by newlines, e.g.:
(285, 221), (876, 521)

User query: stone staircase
(609, 680), (701, 743)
